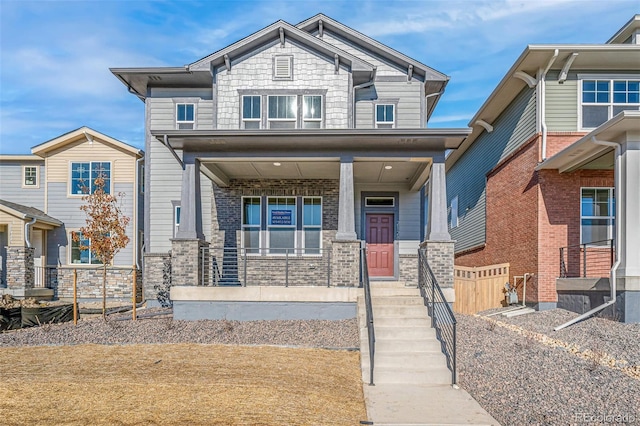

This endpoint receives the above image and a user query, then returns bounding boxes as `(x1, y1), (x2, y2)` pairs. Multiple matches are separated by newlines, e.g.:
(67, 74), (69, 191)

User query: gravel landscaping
(0, 307), (360, 349)
(457, 308), (640, 426)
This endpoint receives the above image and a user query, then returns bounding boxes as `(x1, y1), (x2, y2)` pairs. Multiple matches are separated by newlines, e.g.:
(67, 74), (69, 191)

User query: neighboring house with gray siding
(0, 127), (144, 301)
(446, 15), (640, 323)
(112, 14), (469, 318)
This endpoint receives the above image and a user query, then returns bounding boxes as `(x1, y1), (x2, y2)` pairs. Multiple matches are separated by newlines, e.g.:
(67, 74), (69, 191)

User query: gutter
(134, 157), (144, 270)
(554, 136), (621, 331)
(539, 49), (558, 161)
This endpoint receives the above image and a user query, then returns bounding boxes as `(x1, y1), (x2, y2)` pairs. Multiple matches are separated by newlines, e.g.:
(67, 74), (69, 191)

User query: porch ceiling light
(384, 165), (393, 170)
(273, 162), (281, 166)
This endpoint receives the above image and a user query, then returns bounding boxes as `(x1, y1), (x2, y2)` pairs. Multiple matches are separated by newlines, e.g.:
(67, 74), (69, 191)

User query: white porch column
(176, 160), (204, 240)
(618, 136), (640, 322)
(426, 161), (451, 241)
(336, 158), (357, 241)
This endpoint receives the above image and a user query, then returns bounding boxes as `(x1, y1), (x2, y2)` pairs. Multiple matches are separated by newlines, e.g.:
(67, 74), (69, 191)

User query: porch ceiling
(200, 158), (431, 190)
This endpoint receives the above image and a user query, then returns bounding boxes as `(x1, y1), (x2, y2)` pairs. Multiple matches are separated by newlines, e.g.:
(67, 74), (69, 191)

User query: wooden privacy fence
(453, 263), (510, 314)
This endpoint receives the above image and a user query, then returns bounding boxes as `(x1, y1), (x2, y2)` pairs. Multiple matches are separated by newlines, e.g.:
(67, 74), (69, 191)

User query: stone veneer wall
(143, 252), (171, 301)
(421, 241), (455, 289)
(399, 254), (418, 285)
(171, 239), (209, 286)
(331, 240), (361, 287)
(47, 267), (142, 301)
(5, 247), (34, 290)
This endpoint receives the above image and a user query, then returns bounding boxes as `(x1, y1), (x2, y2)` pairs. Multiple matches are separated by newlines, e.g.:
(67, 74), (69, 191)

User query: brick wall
(399, 254), (418, 285)
(455, 133), (613, 304)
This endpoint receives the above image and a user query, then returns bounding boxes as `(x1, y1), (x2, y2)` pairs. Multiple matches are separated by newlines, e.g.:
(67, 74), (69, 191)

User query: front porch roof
(536, 111), (640, 173)
(151, 128), (470, 152)
(0, 199), (63, 227)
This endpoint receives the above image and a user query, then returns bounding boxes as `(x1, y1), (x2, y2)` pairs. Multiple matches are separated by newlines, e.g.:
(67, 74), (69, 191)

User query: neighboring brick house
(0, 127), (144, 300)
(111, 14), (469, 316)
(446, 15), (640, 322)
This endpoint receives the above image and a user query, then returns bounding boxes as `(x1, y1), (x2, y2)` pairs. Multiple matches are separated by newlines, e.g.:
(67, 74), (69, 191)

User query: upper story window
(273, 56), (293, 80)
(174, 205), (181, 238)
(581, 78), (640, 129)
(376, 104), (395, 128)
(303, 95), (322, 129)
(242, 96), (261, 129)
(581, 188), (614, 245)
(176, 103), (195, 129)
(23, 166), (38, 188)
(268, 95), (297, 129)
(70, 161), (111, 195)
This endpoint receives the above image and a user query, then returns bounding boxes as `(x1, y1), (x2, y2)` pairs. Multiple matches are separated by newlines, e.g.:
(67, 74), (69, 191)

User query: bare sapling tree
(73, 175), (130, 320)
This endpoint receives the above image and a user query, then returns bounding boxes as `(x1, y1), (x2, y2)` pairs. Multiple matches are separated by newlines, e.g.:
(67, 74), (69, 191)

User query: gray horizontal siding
(447, 86), (536, 253)
(148, 97), (214, 131)
(354, 81), (422, 128)
(46, 182), (136, 266)
(0, 162), (45, 210)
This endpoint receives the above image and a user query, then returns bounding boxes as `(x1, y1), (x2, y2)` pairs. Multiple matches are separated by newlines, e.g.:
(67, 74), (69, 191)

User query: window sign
(271, 209), (292, 225)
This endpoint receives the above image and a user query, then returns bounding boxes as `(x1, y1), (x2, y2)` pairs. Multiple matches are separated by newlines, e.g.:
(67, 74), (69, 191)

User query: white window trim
(577, 75), (640, 131)
(69, 230), (102, 266)
(302, 196), (323, 256)
(241, 95), (262, 129)
(580, 187), (614, 245)
(273, 55), (293, 80)
(266, 196), (297, 256)
(267, 95), (297, 129)
(302, 95), (323, 128)
(68, 161), (112, 197)
(375, 104), (396, 128)
(176, 103), (196, 130)
(241, 196), (262, 255)
(450, 196), (459, 229)
(174, 205), (181, 238)
(22, 165), (39, 189)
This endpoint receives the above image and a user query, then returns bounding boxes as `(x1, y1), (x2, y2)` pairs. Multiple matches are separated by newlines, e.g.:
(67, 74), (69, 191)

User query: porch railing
(418, 248), (457, 385)
(559, 239), (614, 278)
(200, 247), (332, 287)
(360, 247), (375, 385)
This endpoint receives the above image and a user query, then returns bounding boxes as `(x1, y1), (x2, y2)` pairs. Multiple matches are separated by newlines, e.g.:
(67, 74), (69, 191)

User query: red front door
(366, 214), (394, 277)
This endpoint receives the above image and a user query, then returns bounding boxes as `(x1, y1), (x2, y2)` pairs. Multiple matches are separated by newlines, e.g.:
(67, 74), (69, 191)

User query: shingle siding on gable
(448, 86), (537, 253)
(215, 40), (349, 129)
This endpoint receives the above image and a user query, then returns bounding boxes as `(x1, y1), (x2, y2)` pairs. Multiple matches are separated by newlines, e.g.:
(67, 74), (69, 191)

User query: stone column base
(420, 240), (455, 304)
(5, 246), (35, 290)
(331, 240), (361, 287)
(171, 239), (209, 286)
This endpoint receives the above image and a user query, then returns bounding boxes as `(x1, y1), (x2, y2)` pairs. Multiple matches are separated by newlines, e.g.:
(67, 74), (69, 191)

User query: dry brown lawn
(0, 344), (367, 425)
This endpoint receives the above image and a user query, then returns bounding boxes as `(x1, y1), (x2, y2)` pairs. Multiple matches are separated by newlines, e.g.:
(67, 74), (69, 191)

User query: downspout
(555, 137), (621, 331)
(352, 67), (377, 127)
(134, 157), (143, 270)
(540, 49), (558, 161)
(24, 217), (36, 248)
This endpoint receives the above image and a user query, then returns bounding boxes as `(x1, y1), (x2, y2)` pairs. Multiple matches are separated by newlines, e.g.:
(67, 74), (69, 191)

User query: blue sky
(0, 0), (637, 154)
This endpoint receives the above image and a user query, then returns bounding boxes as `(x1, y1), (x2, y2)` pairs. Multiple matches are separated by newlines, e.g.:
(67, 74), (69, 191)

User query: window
(581, 188), (614, 244)
(176, 103), (195, 129)
(241, 195), (323, 255)
(70, 162), (111, 195)
(365, 197), (395, 207)
(268, 95), (297, 129)
(174, 205), (181, 238)
(70, 232), (101, 264)
(274, 56), (292, 79)
(23, 166), (38, 187)
(242, 197), (261, 253)
(303, 197), (322, 254)
(376, 104), (395, 128)
(450, 196), (459, 228)
(267, 197), (296, 253)
(581, 78), (640, 128)
(302, 95), (322, 129)
(242, 96), (261, 129)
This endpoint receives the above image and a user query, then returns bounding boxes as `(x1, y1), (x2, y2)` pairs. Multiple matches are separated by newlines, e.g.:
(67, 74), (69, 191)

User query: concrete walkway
(358, 282), (499, 426)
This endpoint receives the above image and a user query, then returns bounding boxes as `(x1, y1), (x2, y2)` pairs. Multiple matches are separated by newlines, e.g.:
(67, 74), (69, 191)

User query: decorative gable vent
(274, 55), (292, 80)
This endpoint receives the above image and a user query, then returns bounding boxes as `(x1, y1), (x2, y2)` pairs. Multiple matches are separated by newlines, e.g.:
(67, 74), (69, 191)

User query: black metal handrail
(559, 239), (614, 278)
(360, 247), (375, 386)
(418, 248), (457, 385)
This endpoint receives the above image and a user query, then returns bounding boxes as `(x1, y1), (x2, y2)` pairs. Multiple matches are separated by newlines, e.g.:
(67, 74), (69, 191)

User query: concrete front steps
(358, 281), (500, 425)
(358, 281), (451, 385)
